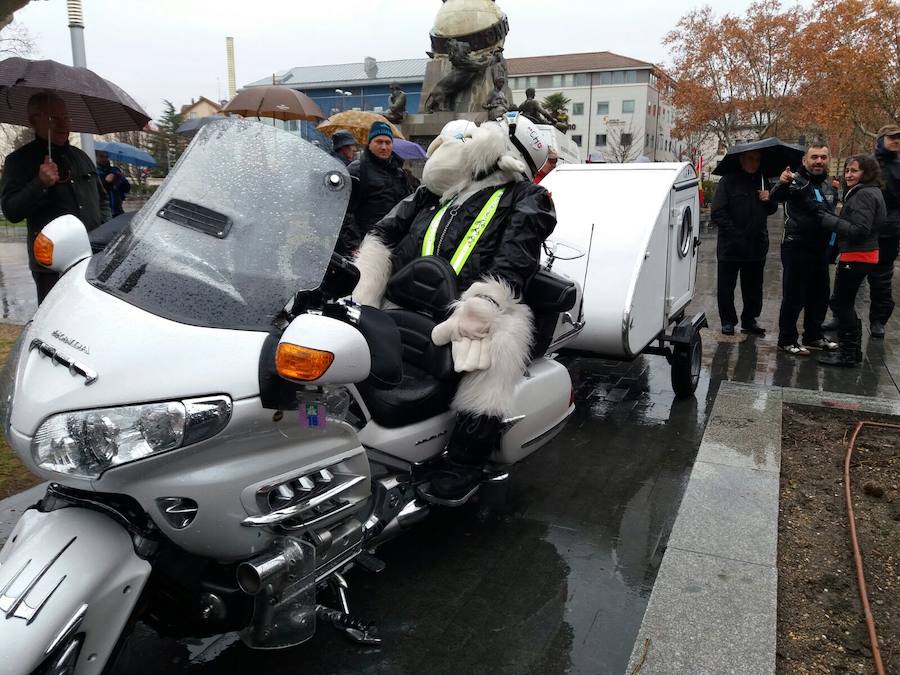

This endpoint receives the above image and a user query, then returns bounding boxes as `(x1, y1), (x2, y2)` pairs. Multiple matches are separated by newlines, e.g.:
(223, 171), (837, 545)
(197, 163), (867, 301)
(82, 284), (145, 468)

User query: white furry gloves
(432, 294), (501, 372)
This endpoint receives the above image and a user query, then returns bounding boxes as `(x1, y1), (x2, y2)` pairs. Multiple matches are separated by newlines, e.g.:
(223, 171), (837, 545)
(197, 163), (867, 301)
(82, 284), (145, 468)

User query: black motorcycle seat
(385, 256), (458, 320)
(356, 305), (403, 390)
(355, 308), (459, 428)
(356, 361), (457, 429)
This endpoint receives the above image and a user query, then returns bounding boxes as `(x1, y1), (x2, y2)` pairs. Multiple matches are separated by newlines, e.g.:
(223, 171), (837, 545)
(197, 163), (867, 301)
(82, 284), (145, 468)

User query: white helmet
(502, 111), (549, 179)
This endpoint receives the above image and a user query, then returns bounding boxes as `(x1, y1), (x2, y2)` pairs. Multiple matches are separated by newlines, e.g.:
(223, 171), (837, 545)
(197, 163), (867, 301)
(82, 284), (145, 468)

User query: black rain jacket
(1, 137), (109, 271)
(769, 166), (836, 248)
(371, 181), (556, 295)
(875, 136), (900, 238)
(711, 170), (778, 262)
(339, 149), (412, 255)
(818, 182), (884, 256)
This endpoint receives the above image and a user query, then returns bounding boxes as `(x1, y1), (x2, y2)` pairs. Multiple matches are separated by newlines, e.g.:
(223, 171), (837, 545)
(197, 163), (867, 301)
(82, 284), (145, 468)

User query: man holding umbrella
(1, 92), (109, 303)
(711, 144), (780, 335)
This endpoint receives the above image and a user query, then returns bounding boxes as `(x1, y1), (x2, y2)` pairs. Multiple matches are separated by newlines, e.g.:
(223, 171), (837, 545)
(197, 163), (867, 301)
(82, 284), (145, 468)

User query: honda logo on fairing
(51, 330), (91, 355)
(414, 428), (448, 446)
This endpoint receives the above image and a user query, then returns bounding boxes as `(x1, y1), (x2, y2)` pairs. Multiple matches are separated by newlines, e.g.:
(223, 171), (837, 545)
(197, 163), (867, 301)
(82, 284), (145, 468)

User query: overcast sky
(11, 0), (766, 120)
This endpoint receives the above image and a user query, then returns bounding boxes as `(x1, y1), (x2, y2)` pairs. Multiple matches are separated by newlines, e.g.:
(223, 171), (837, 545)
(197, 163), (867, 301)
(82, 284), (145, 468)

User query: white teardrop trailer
(541, 162), (707, 396)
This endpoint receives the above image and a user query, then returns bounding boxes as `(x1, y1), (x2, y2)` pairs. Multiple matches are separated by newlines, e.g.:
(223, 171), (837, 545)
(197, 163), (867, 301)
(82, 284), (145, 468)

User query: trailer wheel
(671, 332), (702, 398)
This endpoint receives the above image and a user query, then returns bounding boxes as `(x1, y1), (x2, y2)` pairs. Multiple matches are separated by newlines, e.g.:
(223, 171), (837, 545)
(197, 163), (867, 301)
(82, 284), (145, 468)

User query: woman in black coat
(711, 150), (779, 335)
(813, 155), (886, 366)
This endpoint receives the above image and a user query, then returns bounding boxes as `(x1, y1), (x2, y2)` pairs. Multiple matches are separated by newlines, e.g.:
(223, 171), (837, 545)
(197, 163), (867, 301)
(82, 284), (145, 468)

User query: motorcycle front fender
(0, 507), (151, 675)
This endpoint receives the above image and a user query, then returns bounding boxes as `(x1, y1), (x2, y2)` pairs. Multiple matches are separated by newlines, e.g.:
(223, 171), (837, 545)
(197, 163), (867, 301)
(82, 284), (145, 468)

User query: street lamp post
(67, 0), (95, 161)
(335, 89), (352, 111)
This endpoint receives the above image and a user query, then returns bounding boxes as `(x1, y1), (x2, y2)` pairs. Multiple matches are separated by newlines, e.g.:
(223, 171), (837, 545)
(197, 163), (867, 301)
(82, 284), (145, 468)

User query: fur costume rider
(352, 113), (556, 499)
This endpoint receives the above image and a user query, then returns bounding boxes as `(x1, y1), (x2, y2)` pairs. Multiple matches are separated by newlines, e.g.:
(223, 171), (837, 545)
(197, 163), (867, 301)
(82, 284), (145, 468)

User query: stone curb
(625, 381), (900, 674)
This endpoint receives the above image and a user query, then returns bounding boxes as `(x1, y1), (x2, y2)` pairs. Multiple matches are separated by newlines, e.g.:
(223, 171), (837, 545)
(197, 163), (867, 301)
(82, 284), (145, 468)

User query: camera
(788, 174), (810, 192)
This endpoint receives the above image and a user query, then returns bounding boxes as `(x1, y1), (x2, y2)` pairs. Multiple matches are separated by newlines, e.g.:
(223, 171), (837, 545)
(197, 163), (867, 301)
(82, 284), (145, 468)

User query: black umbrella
(0, 57), (150, 133)
(712, 137), (805, 177)
(176, 114), (226, 137)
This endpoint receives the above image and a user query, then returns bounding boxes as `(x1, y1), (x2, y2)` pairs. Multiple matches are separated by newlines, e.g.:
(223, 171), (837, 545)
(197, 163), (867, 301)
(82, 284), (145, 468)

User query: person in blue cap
(338, 120), (412, 256)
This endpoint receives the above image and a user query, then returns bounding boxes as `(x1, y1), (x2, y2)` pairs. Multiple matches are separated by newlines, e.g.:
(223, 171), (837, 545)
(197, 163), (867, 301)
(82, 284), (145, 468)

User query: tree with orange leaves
(798, 0), (899, 152)
(664, 0), (806, 149)
(665, 0), (899, 157)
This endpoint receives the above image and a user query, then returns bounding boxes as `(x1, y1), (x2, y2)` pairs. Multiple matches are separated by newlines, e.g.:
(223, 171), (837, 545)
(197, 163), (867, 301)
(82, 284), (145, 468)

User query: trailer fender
(669, 311), (708, 346)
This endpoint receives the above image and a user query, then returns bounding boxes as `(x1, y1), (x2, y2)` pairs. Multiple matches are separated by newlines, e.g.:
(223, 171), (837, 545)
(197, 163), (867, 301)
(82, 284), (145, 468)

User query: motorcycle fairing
(0, 508), (151, 675)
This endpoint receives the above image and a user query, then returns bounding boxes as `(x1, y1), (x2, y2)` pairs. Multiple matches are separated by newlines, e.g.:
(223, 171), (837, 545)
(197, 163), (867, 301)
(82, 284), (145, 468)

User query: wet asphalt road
(0, 212), (897, 674)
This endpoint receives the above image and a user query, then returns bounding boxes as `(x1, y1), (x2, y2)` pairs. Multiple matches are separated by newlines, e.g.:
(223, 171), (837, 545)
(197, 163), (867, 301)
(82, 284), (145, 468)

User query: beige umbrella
(223, 85), (324, 122)
(317, 110), (405, 144)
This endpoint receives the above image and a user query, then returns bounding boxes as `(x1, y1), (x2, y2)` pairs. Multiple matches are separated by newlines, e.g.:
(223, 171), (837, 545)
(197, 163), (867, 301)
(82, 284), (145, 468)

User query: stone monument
(421, 0), (510, 115)
(401, 0), (514, 142)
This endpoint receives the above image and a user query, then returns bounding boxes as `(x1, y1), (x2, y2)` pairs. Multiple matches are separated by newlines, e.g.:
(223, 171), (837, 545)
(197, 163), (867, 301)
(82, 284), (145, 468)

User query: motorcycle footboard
(0, 507), (151, 675)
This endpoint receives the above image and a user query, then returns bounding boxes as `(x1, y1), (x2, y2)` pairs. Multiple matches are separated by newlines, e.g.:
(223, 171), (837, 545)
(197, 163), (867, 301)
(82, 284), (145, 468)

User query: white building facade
(507, 52), (683, 163)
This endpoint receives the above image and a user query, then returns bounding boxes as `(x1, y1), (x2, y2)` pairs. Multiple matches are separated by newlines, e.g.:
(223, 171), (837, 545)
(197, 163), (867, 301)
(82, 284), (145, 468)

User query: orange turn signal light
(275, 343), (334, 381)
(34, 232), (54, 267)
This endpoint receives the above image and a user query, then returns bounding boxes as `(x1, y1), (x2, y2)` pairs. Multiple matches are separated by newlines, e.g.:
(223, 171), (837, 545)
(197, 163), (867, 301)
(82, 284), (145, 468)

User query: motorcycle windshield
(87, 118), (351, 331)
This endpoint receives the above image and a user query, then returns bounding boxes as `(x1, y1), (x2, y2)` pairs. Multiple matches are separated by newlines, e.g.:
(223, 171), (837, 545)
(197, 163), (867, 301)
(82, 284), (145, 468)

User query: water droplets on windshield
(88, 118), (350, 331)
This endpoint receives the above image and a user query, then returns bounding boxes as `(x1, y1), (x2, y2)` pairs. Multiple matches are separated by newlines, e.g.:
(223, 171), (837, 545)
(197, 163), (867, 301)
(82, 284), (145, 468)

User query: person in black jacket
(329, 130), (357, 166)
(770, 140), (839, 355)
(0, 93), (110, 303)
(867, 124), (900, 338)
(711, 149), (779, 335)
(337, 121), (412, 256)
(352, 114), (554, 500)
(811, 155), (886, 367)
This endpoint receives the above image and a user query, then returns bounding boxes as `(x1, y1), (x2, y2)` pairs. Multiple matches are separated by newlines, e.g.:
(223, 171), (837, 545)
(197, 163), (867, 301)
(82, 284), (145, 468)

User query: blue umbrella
(94, 140), (156, 167)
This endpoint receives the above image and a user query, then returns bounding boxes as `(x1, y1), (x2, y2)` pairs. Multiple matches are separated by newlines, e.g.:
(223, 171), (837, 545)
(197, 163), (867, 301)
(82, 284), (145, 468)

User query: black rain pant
(867, 235), (898, 324)
(717, 259), (765, 327)
(832, 260), (875, 330)
(777, 240), (830, 346)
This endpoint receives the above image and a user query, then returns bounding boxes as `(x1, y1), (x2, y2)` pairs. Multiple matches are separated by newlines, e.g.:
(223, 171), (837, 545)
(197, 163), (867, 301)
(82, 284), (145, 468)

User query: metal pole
(586, 75), (594, 162)
(654, 72), (661, 162)
(67, 0), (95, 163)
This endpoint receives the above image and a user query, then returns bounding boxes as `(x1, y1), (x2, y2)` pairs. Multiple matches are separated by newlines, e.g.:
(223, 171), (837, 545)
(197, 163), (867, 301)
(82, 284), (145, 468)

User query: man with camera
(770, 139), (839, 355)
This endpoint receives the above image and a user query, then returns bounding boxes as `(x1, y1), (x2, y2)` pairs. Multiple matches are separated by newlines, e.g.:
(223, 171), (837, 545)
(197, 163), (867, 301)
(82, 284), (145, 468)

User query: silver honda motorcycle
(0, 119), (580, 674)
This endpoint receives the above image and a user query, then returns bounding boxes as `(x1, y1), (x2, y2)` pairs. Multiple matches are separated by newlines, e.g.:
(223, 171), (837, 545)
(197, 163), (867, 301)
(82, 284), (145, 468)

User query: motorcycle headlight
(31, 396), (232, 478)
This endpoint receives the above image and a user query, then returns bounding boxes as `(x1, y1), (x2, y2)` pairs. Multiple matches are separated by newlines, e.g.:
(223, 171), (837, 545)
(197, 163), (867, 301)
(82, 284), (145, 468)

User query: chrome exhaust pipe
(237, 548), (292, 595)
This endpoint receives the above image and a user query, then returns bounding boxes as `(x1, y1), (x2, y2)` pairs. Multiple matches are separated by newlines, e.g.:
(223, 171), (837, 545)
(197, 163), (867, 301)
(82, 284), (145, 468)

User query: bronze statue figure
(482, 70), (510, 119)
(385, 83), (407, 124)
(424, 39), (502, 113)
(517, 88), (558, 126)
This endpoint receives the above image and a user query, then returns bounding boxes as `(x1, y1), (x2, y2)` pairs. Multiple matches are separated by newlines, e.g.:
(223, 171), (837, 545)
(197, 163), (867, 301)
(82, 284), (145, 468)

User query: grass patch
(0, 217), (26, 229)
(0, 323), (41, 498)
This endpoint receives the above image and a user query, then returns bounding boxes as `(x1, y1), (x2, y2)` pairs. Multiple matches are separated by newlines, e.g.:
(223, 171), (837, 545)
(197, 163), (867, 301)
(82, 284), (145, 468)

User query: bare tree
(605, 123), (644, 163)
(676, 126), (714, 165)
(0, 20), (34, 57)
(0, 20), (35, 160)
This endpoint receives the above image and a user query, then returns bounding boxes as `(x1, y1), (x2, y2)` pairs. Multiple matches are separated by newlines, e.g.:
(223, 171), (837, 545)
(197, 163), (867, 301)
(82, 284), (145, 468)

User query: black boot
(870, 321), (886, 339)
(818, 319), (861, 367)
(821, 317), (839, 332)
(425, 413), (502, 501)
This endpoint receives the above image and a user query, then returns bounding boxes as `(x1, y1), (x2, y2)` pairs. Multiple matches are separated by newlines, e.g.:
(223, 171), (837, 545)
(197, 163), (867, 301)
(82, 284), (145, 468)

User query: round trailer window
(678, 207), (692, 258)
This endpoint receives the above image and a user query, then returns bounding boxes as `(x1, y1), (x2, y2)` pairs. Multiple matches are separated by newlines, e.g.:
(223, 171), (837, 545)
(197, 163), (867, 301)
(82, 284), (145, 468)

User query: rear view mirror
(34, 214), (92, 272)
